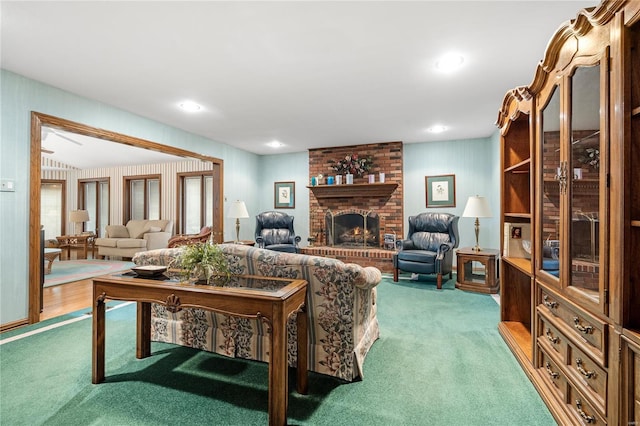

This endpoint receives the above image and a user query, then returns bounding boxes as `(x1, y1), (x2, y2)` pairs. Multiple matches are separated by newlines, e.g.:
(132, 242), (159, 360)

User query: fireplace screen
(325, 210), (379, 247)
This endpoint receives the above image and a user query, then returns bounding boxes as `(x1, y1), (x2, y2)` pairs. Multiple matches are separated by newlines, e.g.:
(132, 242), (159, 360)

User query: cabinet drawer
(567, 342), (607, 416)
(567, 383), (607, 425)
(538, 308), (568, 363)
(537, 343), (567, 401)
(539, 287), (606, 365)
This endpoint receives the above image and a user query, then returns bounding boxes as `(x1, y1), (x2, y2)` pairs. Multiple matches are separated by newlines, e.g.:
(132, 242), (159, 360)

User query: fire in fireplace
(325, 209), (379, 247)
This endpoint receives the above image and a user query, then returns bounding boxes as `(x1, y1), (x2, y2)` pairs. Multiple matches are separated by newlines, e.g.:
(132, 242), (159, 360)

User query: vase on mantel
(346, 173), (354, 185)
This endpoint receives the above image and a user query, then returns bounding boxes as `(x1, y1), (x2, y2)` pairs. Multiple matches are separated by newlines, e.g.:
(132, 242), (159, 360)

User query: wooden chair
(167, 226), (212, 248)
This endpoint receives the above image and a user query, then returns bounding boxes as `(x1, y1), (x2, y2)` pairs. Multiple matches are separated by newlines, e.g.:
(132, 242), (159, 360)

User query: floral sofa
(132, 244), (382, 382)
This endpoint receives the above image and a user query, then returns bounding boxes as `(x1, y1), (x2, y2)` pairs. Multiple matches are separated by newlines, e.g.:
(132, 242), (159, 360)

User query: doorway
(30, 112), (224, 324)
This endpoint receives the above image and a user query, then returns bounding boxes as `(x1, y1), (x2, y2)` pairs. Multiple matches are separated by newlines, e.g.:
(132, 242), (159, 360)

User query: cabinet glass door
(540, 85), (561, 282)
(569, 63), (605, 306)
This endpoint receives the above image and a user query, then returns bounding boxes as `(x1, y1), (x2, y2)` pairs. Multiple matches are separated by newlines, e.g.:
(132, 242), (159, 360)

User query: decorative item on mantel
(328, 153), (374, 179)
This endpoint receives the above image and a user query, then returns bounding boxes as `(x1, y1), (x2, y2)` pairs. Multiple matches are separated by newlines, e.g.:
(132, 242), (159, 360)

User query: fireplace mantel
(307, 183), (398, 199)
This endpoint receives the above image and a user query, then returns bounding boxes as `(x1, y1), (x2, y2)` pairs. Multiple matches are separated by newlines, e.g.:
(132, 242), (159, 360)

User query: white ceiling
(41, 127), (188, 170)
(2, 1), (597, 156)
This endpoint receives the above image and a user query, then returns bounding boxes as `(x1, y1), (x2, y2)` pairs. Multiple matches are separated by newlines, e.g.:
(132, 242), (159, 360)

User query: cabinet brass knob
(575, 399), (595, 423)
(573, 316), (594, 334)
(545, 328), (559, 344)
(545, 362), (559, 379)
(576, 358), (595, 379)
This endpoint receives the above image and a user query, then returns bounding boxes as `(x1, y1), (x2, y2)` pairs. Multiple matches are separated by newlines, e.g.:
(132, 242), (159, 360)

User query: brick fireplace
(301, 141), (403, 272)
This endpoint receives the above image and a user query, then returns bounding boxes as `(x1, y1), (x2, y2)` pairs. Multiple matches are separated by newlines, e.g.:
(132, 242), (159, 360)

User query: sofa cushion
(126, 220), (149, 239)
(397, 249), (437, 264)
(105, 225), (129, 238)
(116, 238), (147, 249)
(94, 237), (118, 248)
(147, 226), (162, 232)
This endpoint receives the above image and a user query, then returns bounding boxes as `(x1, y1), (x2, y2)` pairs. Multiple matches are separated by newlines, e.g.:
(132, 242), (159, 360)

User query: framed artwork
(274, 181), (295, 209)
(425, 174), (456, 208)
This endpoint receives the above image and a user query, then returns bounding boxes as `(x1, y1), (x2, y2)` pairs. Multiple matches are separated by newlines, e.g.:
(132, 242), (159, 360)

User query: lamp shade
(462, 196), (492, 218)
(227, 200), (249, 219)
(69, 209), (90, 223)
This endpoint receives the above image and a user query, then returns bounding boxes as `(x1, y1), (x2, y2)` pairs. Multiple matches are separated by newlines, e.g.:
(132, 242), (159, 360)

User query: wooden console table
(92, 273), (308, 425)
(455, 247), (500, 294)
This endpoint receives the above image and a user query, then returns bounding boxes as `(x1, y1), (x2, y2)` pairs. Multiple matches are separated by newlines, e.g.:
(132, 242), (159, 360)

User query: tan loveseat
(95, 219), (173, 259)
(132, 243), (382, 382)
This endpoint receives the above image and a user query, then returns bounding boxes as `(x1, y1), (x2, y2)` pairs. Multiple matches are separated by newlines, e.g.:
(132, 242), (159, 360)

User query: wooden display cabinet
(496, 2), (640, 424)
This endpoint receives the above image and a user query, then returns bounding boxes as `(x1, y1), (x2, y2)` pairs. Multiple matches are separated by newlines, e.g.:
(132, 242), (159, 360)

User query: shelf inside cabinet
(503, 256), (533, 275)
(504, 212), (532, 220)
(505, 158), (531, 173)
(632, 220), (640, 227)
(499, 321), (533, 362)
(632, 106), (640, 117)
(307, 182), (398, 199)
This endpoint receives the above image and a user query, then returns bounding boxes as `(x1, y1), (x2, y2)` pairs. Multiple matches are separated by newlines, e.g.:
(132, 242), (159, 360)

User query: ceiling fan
(42, 127), (83, 146)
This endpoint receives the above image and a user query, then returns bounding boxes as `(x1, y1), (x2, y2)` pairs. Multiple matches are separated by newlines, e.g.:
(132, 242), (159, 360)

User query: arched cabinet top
(496, 1), (621, 131)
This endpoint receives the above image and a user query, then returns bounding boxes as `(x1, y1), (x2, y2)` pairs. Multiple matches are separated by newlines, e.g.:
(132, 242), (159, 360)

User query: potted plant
(171, 242), (231, 285)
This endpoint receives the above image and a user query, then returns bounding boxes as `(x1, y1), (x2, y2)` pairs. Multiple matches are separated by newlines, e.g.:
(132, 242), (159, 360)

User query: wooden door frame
(29, 112), (224, 323)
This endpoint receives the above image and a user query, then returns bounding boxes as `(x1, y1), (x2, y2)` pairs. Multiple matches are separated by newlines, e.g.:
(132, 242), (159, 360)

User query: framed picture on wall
(425, 174), (456, 208)
(274, 181), (295, 209)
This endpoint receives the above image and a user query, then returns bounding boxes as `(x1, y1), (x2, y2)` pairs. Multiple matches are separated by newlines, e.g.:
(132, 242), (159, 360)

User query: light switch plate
(0, 179), (15, 192)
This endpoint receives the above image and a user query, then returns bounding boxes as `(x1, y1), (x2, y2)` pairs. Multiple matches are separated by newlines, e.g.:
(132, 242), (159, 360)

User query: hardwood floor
(41, 279), (93, 321)
(40, 246), (98, 321)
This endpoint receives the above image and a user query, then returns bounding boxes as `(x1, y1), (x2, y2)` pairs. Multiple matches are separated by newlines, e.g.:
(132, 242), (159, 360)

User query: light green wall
(0, 69), (259, 324)
(403, 137), (500, 250)
(1, 68), (501, 326)
(258, 152), (310, 244)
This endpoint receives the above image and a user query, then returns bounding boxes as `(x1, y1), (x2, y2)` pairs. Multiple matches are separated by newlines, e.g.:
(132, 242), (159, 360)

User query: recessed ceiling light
(427, 125), (448, 134)
(267, 140), (284, 148)
(435, 53), (464, 72)
(178, 101), (202, 112)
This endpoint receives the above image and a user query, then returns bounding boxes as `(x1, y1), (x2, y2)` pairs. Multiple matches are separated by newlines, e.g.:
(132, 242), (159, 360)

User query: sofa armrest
(436, 242), (455, 260)
(144, 232), (172, 250)
(353, 266), (383, 290)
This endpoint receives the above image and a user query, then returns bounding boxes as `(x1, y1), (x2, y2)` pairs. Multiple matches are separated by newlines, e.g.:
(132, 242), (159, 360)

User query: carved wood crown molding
(495, 86), (533, 131)
(496, 0), (625, 131)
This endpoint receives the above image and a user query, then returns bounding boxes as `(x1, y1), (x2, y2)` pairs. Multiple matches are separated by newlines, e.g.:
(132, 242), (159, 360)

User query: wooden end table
(92, 273), (307, 426)
(455, 247), (500, 294)
(56, 233), (95, 259)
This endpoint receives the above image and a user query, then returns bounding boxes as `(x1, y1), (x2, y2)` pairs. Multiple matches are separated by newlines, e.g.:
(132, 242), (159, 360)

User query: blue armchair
(255, 211), (301, 253)
(393, 212), (460, 289)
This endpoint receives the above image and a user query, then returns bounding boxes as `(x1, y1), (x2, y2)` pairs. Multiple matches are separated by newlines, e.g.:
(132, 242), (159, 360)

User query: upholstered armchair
(255, 211), (301, 253)
(167, 226), (212, 248)
(393, 212), (460, 289)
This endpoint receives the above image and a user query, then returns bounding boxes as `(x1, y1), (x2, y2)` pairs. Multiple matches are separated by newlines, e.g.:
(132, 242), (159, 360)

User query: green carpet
(0, 275), (556, 425)
(44, 260), (135, 287)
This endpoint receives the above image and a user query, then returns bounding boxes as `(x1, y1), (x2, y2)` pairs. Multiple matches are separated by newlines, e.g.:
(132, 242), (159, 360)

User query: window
(41, 180), (66, 239)
(178, 172), (214, 234)
(124, 175), (161, 222)
(78, 178), (109, 237)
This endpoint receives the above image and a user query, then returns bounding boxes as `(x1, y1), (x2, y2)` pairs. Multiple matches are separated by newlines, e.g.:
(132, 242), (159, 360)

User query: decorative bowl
(131, 265), (167, 277)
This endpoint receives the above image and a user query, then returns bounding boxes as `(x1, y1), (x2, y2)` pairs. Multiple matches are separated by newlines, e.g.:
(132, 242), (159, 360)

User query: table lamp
(462, 196), (492, 252)
(227, 200), (249, 243)
(69, 209), (90, 235)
